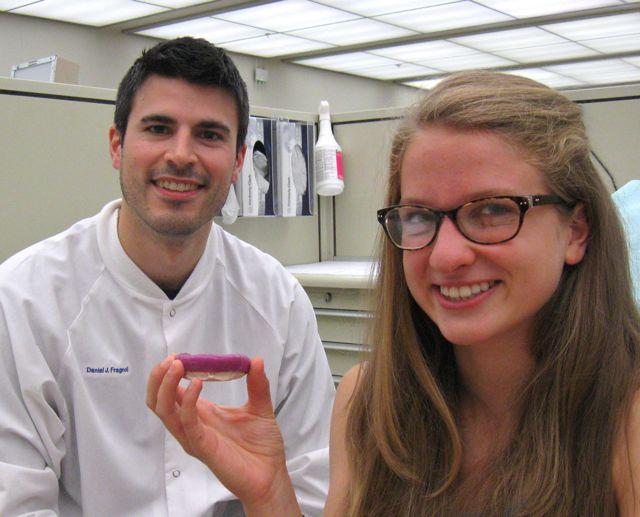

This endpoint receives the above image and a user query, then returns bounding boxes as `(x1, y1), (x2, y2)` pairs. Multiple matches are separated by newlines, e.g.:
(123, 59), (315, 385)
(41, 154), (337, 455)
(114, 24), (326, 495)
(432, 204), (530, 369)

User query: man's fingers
(155, 359), (185, 417)
(246, 357), (274, 417)
(146, 355), (175, 410)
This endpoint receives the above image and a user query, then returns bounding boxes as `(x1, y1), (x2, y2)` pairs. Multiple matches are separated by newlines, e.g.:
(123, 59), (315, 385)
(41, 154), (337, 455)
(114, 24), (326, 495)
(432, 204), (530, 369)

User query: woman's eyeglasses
(377, 195), (566, 250)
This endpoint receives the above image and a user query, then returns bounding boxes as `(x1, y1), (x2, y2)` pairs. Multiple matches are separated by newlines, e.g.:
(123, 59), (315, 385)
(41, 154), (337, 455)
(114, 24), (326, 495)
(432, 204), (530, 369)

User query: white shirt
(613, 179), (640, 305)
(0, 200), (335, 516)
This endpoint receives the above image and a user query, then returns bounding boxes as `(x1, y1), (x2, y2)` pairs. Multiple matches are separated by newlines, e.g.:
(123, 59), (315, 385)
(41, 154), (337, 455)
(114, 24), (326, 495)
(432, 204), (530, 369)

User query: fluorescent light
(290, 18), (416, 46)
(543, 13), (640, 40)
(348, 62), (436, 80)
(220, 33), (333, 58)
(295, 52), (400, 72)
(418, 53), (515, 71)
(402, 77), (445, 89)
(504, 68), (585, 88)
(135, 16), (265, 43)
(546, 58), (640, 84)
(474, 0), (620, 19)
(496, 41), (598, 62)
(0, 1), (35, 9)
(372, 40), (479, 61)
(215, 0), (357, 32)
(452, 27), (567, 52)
(138, 0), (209, 6)
(581, 34), (640, 52)
(9, 0), (167, 26)
(375, 1), (512, 32)
(314, 0), (456, 17)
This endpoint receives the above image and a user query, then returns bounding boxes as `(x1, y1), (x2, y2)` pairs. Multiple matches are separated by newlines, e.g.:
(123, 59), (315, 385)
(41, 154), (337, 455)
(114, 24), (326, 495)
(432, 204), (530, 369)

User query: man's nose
(165, 129), (196, 168)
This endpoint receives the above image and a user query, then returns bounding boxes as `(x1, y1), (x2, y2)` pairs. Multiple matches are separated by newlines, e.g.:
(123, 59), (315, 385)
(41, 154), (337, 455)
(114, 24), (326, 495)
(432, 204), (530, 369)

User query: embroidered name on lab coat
(84, 365), (130, 377)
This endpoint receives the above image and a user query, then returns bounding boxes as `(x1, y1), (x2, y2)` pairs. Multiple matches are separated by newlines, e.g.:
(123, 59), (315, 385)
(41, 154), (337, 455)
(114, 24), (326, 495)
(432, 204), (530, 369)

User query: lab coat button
(169, 309), (176, 317)
(172, 469), (180, 478)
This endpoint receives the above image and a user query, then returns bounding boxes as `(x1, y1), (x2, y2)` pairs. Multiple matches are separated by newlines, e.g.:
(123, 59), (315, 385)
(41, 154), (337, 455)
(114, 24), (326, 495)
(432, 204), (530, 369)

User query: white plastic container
(315, 100), (344, 196)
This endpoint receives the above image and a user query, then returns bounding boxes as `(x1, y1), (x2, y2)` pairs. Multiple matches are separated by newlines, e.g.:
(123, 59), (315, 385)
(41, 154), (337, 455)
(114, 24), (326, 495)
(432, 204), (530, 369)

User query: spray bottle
(315, 100), (344, 196)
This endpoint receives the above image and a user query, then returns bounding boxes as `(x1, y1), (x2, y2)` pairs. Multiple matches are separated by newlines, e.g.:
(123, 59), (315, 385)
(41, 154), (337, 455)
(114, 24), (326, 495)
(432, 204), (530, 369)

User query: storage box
(235, 116), (277, 217)
(11, 55), (79, 85)
(276, 120), (315, 217)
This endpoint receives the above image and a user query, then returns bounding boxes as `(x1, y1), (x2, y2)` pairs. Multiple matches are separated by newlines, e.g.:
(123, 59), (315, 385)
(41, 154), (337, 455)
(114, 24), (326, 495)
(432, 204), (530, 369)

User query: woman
(147, 71), (640, 516)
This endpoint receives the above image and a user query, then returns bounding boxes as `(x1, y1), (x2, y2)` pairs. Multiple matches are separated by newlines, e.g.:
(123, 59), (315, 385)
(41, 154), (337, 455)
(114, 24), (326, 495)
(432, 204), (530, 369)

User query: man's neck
(117, 204), (211, 293)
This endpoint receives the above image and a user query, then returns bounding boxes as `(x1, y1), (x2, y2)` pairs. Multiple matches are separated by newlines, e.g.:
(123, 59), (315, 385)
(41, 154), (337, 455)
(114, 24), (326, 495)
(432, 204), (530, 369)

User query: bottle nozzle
(319, 100), (331, 120)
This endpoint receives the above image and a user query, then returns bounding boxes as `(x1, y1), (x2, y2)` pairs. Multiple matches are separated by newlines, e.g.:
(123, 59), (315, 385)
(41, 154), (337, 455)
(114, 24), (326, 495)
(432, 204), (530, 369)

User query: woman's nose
(427, 217), (476, 272)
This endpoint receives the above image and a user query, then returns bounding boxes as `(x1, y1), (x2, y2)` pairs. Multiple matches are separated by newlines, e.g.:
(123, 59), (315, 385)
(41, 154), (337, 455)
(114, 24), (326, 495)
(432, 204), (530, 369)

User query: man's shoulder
(0, 213), (102, 289)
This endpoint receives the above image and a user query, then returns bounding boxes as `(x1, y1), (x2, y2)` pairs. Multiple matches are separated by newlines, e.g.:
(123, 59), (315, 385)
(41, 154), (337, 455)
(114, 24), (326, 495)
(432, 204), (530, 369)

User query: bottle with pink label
(315, 100), (344, 196)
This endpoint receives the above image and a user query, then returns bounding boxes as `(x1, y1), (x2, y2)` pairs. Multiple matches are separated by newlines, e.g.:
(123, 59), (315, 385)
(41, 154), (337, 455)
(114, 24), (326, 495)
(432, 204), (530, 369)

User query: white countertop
(286, 260), (377, 289)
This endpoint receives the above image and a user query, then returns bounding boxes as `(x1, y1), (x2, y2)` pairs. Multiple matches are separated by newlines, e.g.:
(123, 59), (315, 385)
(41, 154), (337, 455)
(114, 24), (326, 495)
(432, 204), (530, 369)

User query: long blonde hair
(346, 71), (640, 515)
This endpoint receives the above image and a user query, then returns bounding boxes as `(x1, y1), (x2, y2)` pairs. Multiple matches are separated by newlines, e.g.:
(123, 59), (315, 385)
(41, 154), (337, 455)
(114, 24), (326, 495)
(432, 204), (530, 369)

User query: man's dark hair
(114, 37), (249, 152)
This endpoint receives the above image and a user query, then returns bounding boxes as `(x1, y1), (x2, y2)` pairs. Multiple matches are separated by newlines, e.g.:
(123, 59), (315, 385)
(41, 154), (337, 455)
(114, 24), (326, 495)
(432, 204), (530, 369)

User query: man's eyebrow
(198, 120), (231, 135)
(140, 114), (175, 125)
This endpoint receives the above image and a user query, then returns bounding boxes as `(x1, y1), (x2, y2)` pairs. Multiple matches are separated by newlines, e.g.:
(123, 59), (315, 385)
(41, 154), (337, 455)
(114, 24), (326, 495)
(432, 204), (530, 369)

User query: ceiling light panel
(0, 1), (34, 9)
(214, 0), (358, 32)
(139, 0), (210, 6)
(542, 13), (640, 40)
(7, 0), (167, 26)
(371, 40), (480, 61)
(375, 1), (513, 33)
(220, 33), (333, 58)
(135, 16), (265, 43)
(403, 77), (445, 90)
(452, 27), (568, 52)
(473, 0), (621, 18)
(290, 18), (416, 46)
(505, 68), (585, 88)
(348, 62), (437, 80)
(295, 52), (401, 72)
(546, 58), (640, 84)
(418, 53), (515, 71)
(495, 41), (599, 62)
(582, 34), (640, 52)
(314, 0), (457, 17)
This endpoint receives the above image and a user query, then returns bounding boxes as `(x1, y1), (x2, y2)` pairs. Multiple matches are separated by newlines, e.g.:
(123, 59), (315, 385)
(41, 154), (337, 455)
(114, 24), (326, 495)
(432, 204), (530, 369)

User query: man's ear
(231, 143), (247, 184)
(565, 203), (590, 265)
(108, 125), (123, 170)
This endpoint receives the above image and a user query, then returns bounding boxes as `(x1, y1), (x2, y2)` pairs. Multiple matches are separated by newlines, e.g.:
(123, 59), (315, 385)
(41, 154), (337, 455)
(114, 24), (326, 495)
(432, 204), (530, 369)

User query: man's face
(109, 75), (245, 240)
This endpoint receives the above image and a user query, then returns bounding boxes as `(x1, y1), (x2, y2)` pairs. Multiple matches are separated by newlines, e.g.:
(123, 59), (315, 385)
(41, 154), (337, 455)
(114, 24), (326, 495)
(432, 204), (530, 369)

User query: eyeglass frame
(377, 194), (568, 250)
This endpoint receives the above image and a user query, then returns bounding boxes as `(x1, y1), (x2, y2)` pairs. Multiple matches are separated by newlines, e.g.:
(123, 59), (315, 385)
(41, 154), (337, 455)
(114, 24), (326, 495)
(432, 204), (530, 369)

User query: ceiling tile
(314, 0), (458, 17)
(289, 18), (416, 45)
(221, 33), (334, 58)
(452, 27), (568, 52)
(474, 0), (621, 18)
(495, 41), (599, 62)
(135, 17), (266, 43)
(375, 1), (513, 32)
(371, 39), (479, 61)
(214, 0), (358, 32)
(542, 13), (640, 40)
(581, 34), (640, 52)
(295, 52), (401, 71)
(546, 58), (640, 83)
(8, 0), (166, 26)
(417, 52), (515, 71)
(505, 68), (586, 88)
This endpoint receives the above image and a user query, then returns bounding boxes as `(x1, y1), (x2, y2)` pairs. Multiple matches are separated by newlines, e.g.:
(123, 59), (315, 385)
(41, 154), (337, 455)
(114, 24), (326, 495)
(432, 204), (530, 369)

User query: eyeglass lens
(385, 197), (523, 249)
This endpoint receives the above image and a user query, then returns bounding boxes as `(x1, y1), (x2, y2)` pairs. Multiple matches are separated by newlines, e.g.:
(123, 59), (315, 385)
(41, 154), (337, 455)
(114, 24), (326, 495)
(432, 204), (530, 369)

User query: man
(0, 37), (335, 516)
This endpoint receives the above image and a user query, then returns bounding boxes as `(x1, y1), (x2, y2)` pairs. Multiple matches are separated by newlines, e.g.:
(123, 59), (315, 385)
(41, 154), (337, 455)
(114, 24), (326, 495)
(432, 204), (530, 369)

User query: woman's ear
(565, 203), (589, 266)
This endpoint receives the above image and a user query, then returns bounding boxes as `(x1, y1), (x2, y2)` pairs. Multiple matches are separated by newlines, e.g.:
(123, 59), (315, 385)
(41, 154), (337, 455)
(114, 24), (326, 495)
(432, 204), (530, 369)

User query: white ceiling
(2, 0), (640, 90)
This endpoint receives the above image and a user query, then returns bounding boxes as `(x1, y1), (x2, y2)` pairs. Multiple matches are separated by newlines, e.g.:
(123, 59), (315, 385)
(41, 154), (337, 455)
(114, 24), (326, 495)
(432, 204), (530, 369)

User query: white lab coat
(0, 200), (335, 516)
(613, 179), (640, 305)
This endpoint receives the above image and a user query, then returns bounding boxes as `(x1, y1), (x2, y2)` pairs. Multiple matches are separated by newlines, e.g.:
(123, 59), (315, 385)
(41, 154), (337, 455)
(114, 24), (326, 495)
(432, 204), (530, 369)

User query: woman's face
(400, 125), (587, 350)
